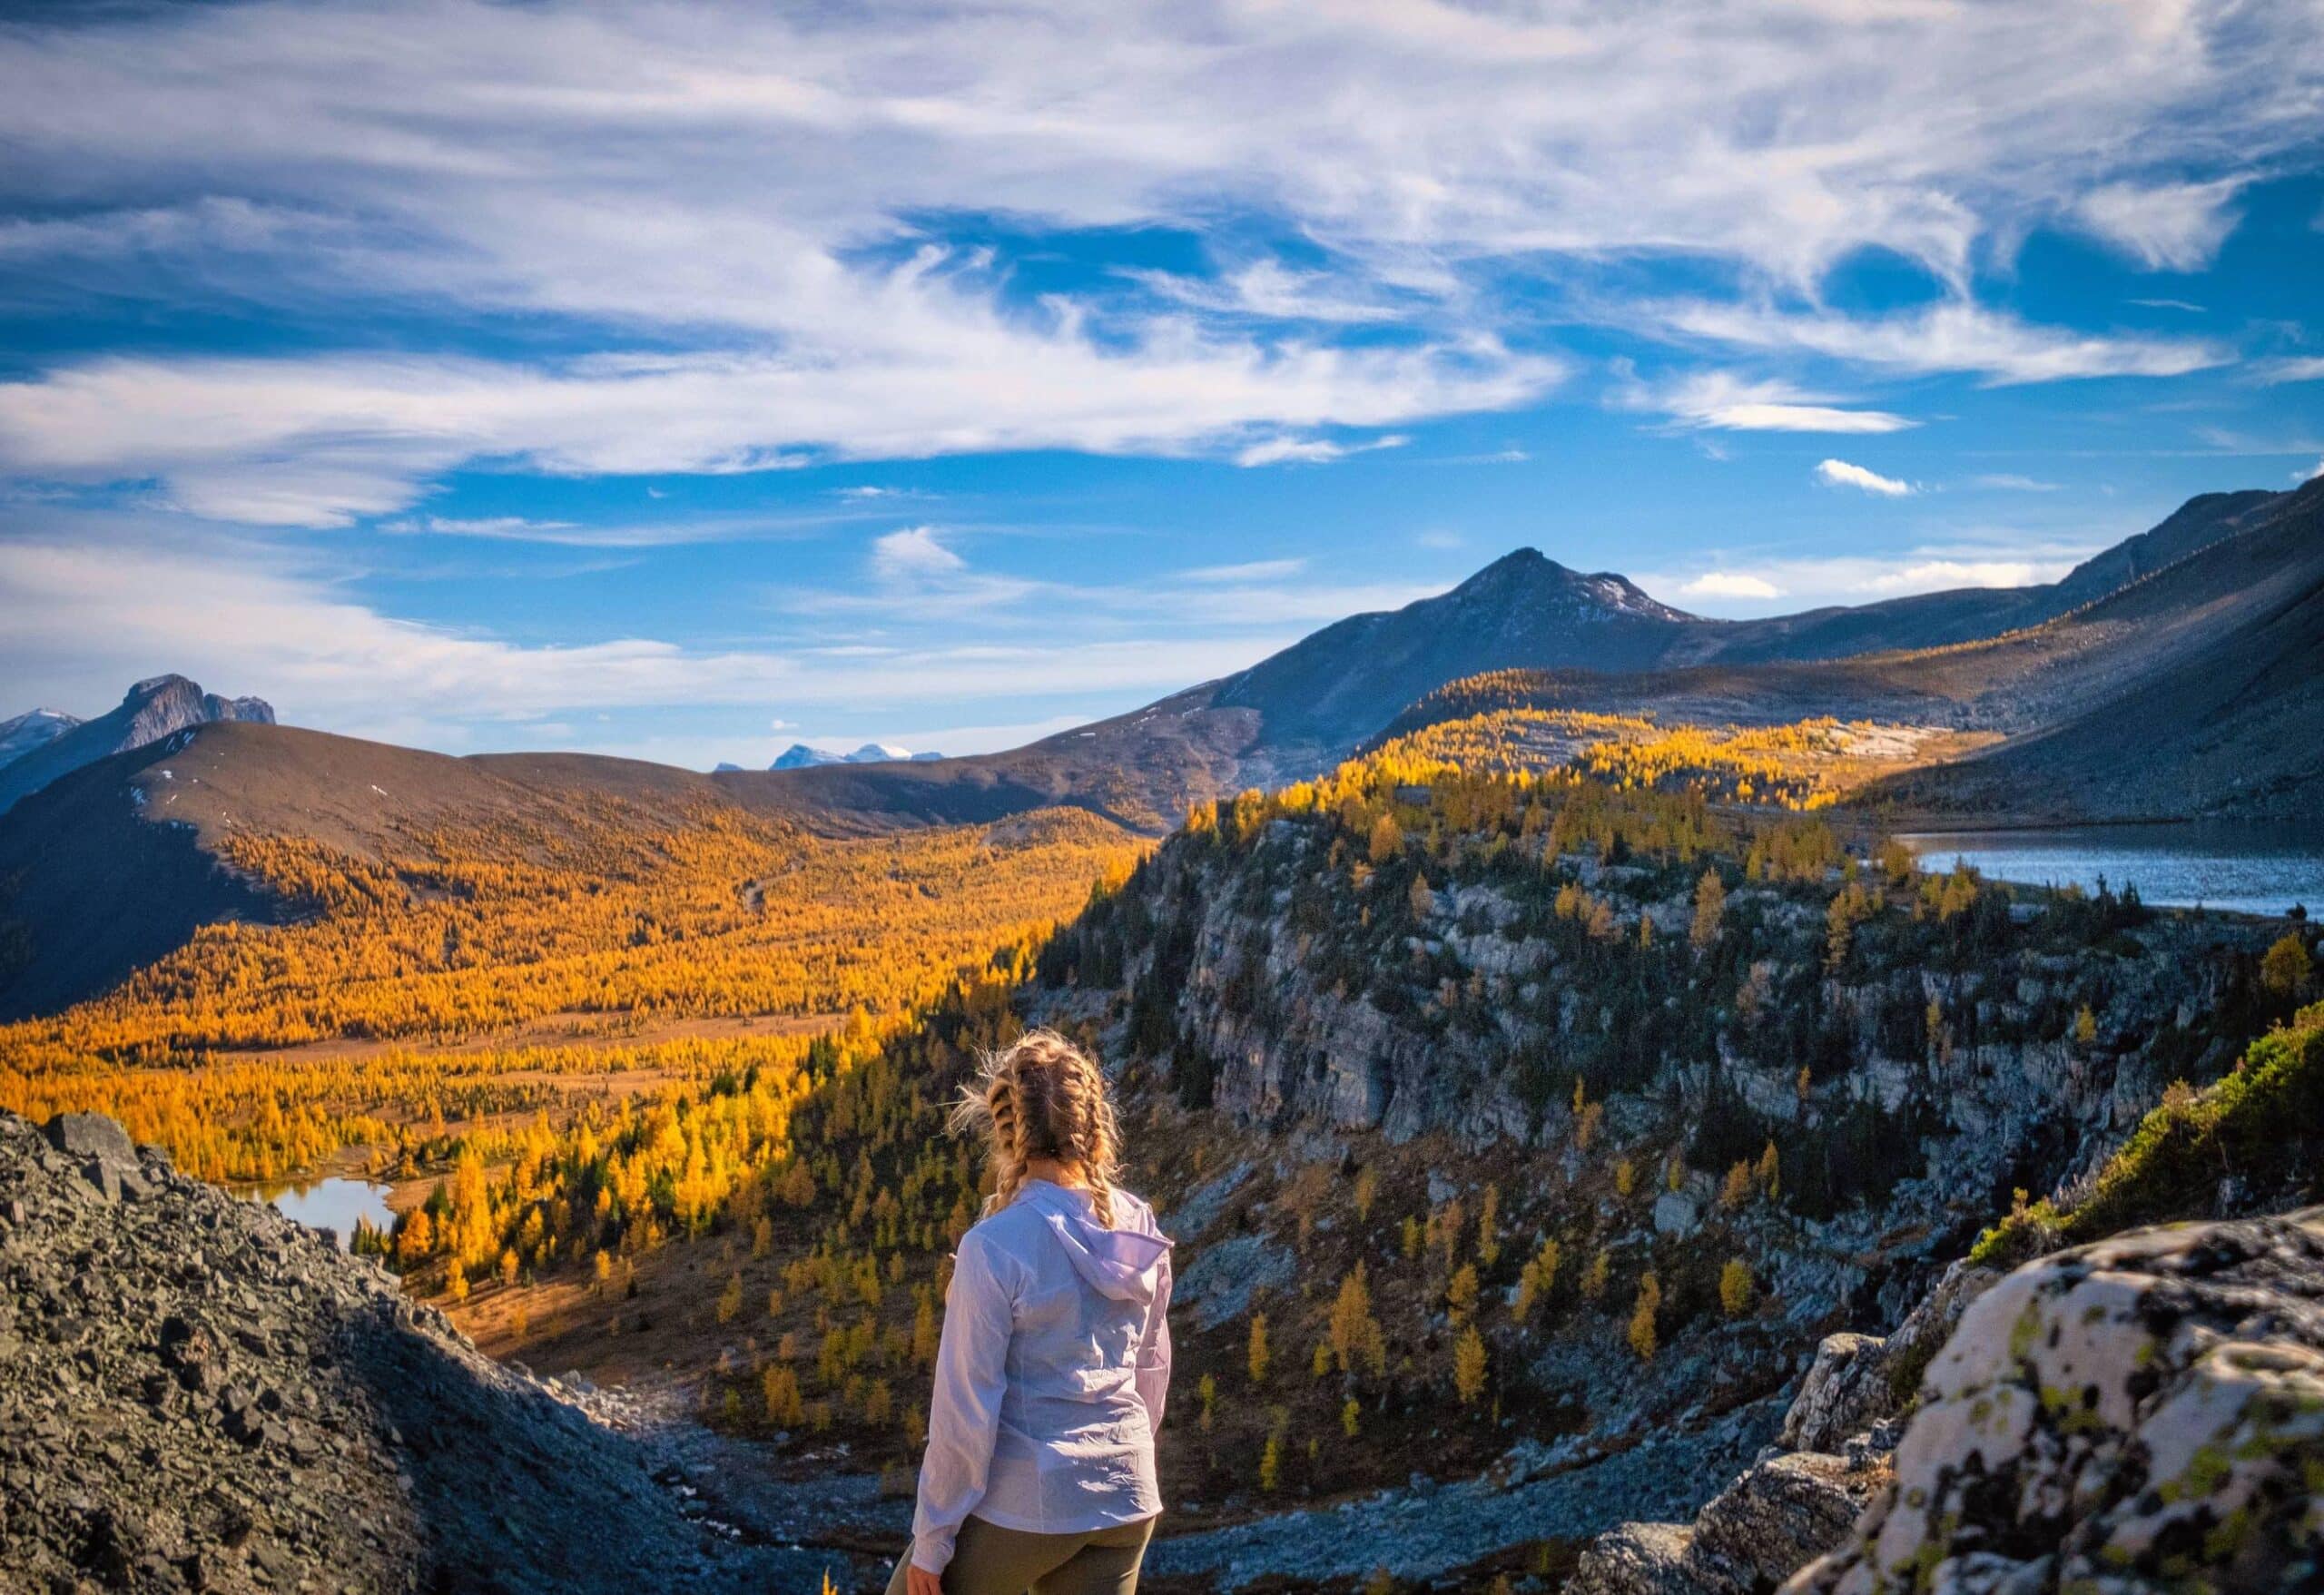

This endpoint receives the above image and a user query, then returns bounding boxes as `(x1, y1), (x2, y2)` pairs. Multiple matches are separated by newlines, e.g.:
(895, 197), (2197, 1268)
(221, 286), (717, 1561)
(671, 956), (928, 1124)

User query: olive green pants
(885, 1514), (1157, 1595)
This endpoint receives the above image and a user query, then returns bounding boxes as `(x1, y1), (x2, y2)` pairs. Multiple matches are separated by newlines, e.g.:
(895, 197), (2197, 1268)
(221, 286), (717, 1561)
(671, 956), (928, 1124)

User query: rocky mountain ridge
(0, 674), (271, 817)
(0, 1108), (841, 1593)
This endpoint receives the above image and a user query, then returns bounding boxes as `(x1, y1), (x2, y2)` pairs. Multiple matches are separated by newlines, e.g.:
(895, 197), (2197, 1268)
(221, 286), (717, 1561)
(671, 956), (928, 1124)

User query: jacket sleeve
(911, 1228), (1014, 1575)
(1135, 1248), (1173, 1433)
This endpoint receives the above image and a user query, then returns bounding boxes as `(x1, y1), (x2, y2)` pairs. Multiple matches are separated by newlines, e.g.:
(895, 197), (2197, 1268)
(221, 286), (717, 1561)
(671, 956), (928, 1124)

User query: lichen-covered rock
(1787, 1208), (2324, 1594)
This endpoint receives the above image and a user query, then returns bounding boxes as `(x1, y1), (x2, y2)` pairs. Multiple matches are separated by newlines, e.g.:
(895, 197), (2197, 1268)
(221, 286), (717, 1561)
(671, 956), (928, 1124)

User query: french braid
(950, 1029), (1123, 1228)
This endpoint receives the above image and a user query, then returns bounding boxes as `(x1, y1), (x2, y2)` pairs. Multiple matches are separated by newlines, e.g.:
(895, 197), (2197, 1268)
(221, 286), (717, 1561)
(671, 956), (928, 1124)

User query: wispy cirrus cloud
(1234, 432), (1411, 468)
(1657, 300), (2230, 385)
(2073, 179), (2249, 272)
(0, 344), (1540, 527)
(1614, 368), (1915, 434)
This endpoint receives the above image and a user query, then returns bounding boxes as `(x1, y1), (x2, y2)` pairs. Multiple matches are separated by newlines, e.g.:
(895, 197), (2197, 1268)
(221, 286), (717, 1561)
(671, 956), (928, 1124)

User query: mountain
(0, 482), (2309, 1016)
(0, 707), (79, 768)
(768, 740), (938, 770)
(0, 674), (272, 817)
(732, 484), (2317, 830)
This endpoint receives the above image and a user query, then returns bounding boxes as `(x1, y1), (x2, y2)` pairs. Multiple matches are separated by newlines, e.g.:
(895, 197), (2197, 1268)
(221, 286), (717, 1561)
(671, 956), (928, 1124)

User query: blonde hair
(950, 1028), (1123, 1228)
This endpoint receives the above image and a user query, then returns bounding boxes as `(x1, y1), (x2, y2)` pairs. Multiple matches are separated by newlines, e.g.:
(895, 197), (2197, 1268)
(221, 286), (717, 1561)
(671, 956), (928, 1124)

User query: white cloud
(2074, 179), (2246, 271)
(1129, 261), (1402, 324)
(1642, 546), (2089, 614)
(1659, 301), (2229, 385)
(2253, 358), (2324, 385)
(384, 516), (580, 539)
(1816, 458), (1915, 497)
(0, 342), (1528, 526)
(1679, 571), (1783, 600)
(1620, 369), (1914, 434)
(1969, 474), (2062, 492)
(1234, 432), (1411, 468)
(870, 526), (967, 583)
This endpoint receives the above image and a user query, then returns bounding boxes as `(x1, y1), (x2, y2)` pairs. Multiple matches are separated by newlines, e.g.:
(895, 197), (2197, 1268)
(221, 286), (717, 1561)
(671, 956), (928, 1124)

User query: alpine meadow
(2, 5), (2323, 1593)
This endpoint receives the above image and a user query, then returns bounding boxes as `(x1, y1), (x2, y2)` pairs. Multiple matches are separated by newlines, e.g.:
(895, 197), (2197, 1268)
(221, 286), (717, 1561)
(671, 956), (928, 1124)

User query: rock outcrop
(1573, 1210), (2324, 1594)
(1793, 1208), (2324, 1593)
(0, 1110), (840, 1593)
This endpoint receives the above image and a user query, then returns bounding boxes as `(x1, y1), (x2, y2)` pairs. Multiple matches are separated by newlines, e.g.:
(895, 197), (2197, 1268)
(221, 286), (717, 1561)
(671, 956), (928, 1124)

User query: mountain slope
(0, 1109), (834, 1592)
(0, 674), (272, 816)
(1374, 478), (2324, 821)
(1872, 480), (2324, 820)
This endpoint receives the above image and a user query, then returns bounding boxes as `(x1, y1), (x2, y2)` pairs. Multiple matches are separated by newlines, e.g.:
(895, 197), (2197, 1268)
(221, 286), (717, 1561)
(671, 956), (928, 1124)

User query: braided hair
(950, 1029), (1123, 1228)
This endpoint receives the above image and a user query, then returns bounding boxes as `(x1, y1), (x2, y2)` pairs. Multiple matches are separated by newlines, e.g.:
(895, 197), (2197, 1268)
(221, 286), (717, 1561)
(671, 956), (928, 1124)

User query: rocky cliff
(1013, 764), (2306, 1581)
(0, 1110), (841, 1593)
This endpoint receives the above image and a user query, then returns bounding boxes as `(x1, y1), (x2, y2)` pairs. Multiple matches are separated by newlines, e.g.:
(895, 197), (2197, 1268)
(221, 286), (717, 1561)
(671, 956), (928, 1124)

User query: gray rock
(1175, 1232), (1296, 1331)
(1777, 1334), (1887, 1454)
(1651, 1189), (1703, 1239)
(1569, 1522), (1699, 1595)
(44, 1112), (137, 1167)
(1571, 1452), (1883, 1594)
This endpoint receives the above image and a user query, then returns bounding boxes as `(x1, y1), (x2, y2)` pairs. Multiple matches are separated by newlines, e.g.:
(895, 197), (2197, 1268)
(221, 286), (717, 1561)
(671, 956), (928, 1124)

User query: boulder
(1787, 1208), (2324, 1594)
(1777, 1334), (1888, 1454)
(43, 1111), (137, 1168)
(1568, 1522), (1699, 1595)
(1689, 1453), (1883, 1590)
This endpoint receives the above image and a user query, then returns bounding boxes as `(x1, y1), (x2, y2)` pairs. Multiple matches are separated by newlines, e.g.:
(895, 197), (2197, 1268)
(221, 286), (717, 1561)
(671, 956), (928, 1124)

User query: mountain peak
(1451, 547), (1694, 623)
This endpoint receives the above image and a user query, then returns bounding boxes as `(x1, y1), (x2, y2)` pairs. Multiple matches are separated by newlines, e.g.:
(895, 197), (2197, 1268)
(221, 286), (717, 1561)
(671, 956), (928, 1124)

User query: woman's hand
(906, 1564), (944, 1595)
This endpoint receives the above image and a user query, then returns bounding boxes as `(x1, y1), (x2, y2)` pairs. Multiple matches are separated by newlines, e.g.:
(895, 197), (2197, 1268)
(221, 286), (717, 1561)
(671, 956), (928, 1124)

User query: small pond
(237, 1175), (395, 1249)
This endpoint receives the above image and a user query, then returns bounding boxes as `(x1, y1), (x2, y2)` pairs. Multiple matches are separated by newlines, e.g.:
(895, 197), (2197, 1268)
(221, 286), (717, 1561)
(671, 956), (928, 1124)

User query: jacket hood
(1024, 1182), (1172, 1304)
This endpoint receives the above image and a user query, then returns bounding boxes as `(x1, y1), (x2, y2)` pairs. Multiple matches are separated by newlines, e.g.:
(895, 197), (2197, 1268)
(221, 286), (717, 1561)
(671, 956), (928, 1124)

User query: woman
(892, 1029), (1174, 1595)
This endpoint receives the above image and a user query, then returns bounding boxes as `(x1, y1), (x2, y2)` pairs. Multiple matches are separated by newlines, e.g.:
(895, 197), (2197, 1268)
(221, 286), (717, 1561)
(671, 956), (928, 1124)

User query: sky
(0, 0), (2319, 771)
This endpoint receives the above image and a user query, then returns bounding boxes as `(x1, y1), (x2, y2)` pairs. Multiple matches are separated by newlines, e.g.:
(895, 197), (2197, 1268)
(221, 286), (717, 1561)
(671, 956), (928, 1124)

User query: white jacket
(909, 1179), (1174, 1574)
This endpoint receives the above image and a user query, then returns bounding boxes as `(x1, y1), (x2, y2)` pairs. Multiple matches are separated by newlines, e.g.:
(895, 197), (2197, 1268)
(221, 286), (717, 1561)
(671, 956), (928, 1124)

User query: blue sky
(0, 1), (2319, 770)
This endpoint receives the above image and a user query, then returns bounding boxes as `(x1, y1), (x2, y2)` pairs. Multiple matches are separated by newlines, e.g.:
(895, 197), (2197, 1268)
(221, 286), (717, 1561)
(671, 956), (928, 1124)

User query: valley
(0, 481), (2319, 1590)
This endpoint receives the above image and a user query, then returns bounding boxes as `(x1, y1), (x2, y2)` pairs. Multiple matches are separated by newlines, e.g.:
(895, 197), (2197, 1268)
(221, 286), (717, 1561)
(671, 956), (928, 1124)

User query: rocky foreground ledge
(0, 1110), (842, 1594)
(1575, 1209), (2324, 1594)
